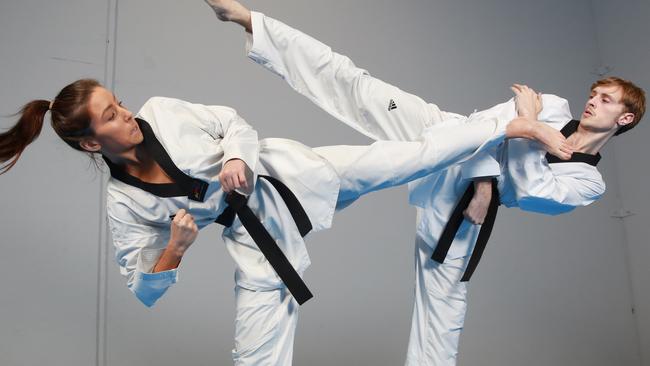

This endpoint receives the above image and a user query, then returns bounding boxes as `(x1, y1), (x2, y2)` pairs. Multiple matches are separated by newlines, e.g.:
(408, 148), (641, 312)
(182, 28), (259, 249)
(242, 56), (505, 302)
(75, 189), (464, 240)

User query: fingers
(238, 170), (248, 189)
(171, 209), (196, 228)
(222, 176), (233, 192)
(463, 209), (479, 225)
(512, 84), (540, 96)
(219, 160), (249, 193)
(549, 140), (573, 160)
(172, 208), (187, 223)
(219, 171), (233, 192)
(463, 207), (486, 225)
(220, 172), (247, 192)
(559, 143), (574, 160)
(513, 84), (531, 94)
(510, 85), (521, 95)
(512, 83), (539, 95)
(557, 150), (572, 160)
(179, 212), (195, 226)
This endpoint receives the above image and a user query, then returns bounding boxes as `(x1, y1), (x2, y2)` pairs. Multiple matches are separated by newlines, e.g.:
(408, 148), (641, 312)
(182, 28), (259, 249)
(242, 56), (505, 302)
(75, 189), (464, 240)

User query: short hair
(591, 77), (646, 136)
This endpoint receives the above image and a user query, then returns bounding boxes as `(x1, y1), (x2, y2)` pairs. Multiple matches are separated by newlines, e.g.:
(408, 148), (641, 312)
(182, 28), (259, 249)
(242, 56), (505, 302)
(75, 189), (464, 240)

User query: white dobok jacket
(408, 95), (606, 259)
(106, 96), (341, 307)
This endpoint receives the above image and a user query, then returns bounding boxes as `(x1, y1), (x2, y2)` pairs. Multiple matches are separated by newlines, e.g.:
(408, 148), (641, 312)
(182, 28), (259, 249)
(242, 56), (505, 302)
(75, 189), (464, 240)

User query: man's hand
(463, 179), (493, 225)
(532, 121), (574, 160)
(219, 158), (249, 193)
(506, 83), (574, 160)
(511, 83), (543, 119)
(507, 117), (573, 160)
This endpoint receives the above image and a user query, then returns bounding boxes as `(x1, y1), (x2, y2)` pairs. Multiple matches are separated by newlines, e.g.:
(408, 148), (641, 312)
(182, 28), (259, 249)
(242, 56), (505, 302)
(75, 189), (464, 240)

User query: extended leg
(313, 114), (507, 207)
(205, 1), (569, 155)
(244, 11), (453, 141)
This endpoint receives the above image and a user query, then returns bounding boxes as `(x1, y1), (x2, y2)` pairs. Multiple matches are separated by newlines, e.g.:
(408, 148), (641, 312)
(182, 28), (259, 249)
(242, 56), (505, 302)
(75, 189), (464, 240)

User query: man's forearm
(464, 177), (494, 224)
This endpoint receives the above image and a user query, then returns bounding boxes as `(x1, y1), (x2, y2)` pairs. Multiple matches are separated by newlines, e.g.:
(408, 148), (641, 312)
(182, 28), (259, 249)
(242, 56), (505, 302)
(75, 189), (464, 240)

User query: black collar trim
(103, 118), (209, 201)
(545, 120), (601, 167)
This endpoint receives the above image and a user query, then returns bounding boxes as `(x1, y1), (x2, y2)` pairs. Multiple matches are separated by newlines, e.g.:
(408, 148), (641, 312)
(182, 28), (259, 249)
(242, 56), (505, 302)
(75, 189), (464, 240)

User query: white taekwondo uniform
(243, 11), (606, 366)
(106, 90), (508, 365)
(406, 112), (605, 366)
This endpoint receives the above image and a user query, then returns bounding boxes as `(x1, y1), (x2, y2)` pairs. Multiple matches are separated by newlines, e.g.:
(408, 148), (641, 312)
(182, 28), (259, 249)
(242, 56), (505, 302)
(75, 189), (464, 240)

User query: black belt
(431, 178), (500, 282)
(216, 175), (314, 305)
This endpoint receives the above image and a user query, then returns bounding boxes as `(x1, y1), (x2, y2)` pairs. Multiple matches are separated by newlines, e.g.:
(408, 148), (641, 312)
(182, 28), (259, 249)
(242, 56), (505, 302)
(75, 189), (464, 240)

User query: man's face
(580, 84), (630, 133)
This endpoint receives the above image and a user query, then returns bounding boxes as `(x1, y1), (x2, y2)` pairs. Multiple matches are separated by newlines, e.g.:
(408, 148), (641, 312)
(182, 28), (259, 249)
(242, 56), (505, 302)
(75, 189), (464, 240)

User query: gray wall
(592, 0), (650, 364)
(0, 0), (644, 365)
(0, 1), (110, 365)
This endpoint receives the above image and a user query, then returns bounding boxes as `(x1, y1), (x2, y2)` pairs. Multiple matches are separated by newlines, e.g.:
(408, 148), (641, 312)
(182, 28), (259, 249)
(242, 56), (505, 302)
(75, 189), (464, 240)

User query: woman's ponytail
(1, 78), (102, 174)
(0, 99), (50, 174)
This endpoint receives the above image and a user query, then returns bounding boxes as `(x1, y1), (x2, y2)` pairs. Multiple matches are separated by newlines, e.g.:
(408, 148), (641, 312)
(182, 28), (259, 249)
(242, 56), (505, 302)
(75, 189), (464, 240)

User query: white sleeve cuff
(130, 268), (179, 308)
(460, 148), (500, 179)
(245, 11), (288, 79)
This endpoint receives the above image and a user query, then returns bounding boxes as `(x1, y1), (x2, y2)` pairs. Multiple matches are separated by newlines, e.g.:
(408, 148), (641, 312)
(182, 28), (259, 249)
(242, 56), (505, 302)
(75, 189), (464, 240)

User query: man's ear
(79, 138), (102, 153)
(617, 112), (635, 128)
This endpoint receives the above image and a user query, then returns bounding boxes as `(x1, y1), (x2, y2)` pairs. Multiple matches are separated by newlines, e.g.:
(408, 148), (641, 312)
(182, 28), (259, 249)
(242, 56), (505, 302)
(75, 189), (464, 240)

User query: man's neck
(566, 125), (615, 155)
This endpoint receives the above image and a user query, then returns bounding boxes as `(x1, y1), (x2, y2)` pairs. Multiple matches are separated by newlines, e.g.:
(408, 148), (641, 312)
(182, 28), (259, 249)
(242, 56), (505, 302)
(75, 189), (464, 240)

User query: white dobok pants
(232, 11), (502, 365)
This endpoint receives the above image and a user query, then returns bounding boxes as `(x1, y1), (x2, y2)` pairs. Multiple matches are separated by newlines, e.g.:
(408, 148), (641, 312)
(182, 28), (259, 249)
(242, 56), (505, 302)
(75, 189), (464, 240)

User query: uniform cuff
(460, 149), (500, 179)
(131, 268), (178, 307)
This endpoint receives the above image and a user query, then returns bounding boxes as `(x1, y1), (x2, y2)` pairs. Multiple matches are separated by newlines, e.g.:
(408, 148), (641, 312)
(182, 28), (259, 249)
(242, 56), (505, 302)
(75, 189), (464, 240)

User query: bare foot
(204, 0), (252, 31)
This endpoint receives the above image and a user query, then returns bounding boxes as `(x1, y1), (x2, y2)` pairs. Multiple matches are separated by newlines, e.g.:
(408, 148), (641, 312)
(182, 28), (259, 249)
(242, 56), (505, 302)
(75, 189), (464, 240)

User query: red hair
(591, 77), (646, 136)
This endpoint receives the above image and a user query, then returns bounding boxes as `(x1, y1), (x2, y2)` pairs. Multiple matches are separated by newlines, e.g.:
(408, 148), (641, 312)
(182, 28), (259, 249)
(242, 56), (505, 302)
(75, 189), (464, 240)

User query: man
(203, 0), (646, 364)
(404, 78), (644, 365)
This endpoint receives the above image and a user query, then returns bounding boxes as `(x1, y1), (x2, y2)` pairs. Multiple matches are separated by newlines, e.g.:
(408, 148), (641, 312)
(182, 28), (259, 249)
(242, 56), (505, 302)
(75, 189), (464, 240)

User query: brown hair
(591, 77), (646, 136)
(0, 79), (101, 174)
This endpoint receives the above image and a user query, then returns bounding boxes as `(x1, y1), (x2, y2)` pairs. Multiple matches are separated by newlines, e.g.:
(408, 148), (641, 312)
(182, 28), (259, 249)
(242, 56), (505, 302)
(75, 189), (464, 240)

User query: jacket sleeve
(107, 197), (177, 308)
(458, 93), (568, 181)
(143, 96), (260, 175)
(460, 147), (501, 179)
(506, 95), (606, 214)
(506, 144), (606, 214)
(212, 106), (260, 174)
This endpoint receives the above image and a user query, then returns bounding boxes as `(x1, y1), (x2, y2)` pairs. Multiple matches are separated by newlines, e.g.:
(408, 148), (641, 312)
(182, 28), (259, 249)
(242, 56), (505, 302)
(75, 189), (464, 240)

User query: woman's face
(84, 86), (143, 155)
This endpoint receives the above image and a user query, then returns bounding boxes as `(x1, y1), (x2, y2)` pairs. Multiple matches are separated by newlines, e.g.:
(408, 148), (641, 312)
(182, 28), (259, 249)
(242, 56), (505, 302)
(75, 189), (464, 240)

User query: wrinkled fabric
(243, 11), (606, 366)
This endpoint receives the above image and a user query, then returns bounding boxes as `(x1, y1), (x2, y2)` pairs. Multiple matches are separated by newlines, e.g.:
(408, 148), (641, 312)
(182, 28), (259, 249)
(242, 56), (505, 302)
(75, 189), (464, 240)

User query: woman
(0, 17), (564, 366)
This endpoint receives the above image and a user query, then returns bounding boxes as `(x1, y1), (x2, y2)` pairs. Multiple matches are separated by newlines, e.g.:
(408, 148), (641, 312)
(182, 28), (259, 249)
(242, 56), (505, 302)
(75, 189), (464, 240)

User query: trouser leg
(247, 11), (456, 142)
(405, 235), (469, 366)
(313, 113), (506, 207)
(232, 286), (299, 366)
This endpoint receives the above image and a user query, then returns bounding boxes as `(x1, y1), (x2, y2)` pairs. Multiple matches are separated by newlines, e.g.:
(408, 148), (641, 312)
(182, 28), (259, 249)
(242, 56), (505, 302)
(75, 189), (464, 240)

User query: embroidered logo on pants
(388, 99), (397, 111)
